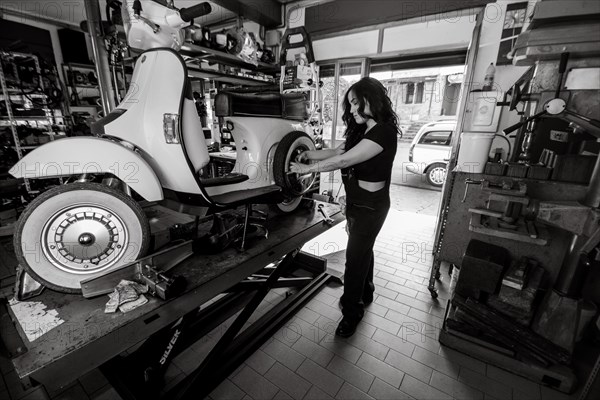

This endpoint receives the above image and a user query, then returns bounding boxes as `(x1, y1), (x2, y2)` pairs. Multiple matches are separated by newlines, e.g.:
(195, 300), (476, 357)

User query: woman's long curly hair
(342, 77), (399, 151)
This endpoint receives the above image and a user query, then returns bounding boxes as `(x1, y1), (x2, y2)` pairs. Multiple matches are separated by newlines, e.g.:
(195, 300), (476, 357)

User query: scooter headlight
(163, 113), (180, 144)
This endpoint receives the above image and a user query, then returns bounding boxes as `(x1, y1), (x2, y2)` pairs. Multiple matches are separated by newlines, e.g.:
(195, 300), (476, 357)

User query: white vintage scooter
(9, 0), (318, 293)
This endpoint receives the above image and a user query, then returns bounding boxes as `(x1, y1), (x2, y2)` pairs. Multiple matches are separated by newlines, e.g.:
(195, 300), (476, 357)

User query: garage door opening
(371, 52), (466, 216)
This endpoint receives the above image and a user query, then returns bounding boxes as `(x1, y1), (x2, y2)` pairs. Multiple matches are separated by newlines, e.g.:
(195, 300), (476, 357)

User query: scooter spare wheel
(14, 183), (150, 293)
(273, 131), (317, 212)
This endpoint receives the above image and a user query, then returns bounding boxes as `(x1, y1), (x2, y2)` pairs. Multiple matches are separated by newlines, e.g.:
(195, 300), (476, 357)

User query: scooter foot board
(80, 241), (194, 298)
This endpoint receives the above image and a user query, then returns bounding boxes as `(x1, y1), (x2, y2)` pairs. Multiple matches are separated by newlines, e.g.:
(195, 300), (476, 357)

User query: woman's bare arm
(298, 142), (345, 162)
(290, 139), (382, 174)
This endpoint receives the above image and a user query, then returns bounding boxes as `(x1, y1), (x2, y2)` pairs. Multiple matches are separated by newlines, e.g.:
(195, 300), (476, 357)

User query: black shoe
(363, 295), (373, 306)
(336, 317), (359, 338)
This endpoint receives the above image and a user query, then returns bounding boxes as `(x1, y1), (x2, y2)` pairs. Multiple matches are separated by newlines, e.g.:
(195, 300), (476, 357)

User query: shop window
(405, 82), (414, 104)
(415, 82), (425, 103)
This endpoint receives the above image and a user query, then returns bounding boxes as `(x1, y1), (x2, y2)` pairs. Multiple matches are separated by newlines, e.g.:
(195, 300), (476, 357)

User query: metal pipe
(111, 63), (122, 103)
(584, 153), (600, 208)
(84, 0), (116, 115)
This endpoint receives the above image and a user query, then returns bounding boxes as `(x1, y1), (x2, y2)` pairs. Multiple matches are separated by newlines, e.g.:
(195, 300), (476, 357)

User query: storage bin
(456, 133), (495, 173)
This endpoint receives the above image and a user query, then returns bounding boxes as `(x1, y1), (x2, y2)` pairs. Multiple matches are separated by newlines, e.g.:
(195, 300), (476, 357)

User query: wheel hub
(429, 167), (446, 185)
(287, 145), (315, 194)
(78, 233), (95, 246)
(42, 205), (128, 274)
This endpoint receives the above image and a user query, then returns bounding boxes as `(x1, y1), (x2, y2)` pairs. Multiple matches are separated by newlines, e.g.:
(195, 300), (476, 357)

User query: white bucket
(577, 301), (598, 342)
(449, 264), (460, 296)
(456, 132), (495, 174)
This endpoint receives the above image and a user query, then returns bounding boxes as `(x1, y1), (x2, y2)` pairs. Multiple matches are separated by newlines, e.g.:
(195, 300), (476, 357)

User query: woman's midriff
(358, 180), (385, 192)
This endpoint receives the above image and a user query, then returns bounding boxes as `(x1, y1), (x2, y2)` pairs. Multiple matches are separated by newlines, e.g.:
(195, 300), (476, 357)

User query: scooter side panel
(8, 137), (164, 201)
(205, 117), (305, 197)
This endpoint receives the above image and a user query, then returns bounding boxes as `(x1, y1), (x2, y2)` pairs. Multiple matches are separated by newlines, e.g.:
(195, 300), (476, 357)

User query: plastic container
(577, 301), (598, 342)
(456, 132), (495, 173)
(449, 264), (461, 296)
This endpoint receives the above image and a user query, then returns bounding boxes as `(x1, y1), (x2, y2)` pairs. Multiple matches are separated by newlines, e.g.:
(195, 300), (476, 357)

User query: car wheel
(14, 182), (150, 293)
(426, 163), (447, 187)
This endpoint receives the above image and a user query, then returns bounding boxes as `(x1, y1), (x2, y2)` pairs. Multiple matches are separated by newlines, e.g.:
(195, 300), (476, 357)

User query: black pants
(340, 201), (389, 322)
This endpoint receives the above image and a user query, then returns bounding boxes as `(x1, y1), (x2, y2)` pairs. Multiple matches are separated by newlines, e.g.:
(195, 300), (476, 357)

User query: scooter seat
(215, 91), (308, 121)
(200, 173), (249, 187)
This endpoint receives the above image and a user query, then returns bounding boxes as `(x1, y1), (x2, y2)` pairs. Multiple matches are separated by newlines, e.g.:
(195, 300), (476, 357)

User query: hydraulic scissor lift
(0, 201), (343, 399)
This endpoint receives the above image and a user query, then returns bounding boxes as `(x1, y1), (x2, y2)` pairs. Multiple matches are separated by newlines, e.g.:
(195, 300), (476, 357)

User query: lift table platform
(0, 202), (343, 394)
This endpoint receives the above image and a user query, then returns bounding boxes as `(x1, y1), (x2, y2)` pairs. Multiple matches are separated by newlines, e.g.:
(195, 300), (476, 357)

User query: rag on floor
(105, 279), (149, 313)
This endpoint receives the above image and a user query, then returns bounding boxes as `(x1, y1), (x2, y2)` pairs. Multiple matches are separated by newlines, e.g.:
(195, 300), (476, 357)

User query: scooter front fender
(9, 137), (163, 201)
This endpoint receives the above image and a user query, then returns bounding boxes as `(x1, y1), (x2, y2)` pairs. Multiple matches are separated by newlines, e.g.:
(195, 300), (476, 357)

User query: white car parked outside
(407, 120), (456, 187)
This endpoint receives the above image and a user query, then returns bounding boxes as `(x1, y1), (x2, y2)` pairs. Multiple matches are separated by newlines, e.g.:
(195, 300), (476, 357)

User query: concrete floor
(0, 182), (583, 400)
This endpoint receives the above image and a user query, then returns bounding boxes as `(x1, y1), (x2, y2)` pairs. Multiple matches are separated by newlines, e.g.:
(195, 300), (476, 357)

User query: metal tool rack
(0, 202), (343, 399)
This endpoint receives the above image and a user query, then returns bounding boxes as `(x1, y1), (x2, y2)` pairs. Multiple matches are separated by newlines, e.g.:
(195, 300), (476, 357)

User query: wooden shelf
(186, 65), (275, 87)
(468, 208), (548, 245)
(63, 62), (95, 70)
(0, 90), (47, 99)
(11, 145), (39, 150)
(0, 116), (51, 120)
(70, 85), (99, 89)
(180, 43), (278, 73)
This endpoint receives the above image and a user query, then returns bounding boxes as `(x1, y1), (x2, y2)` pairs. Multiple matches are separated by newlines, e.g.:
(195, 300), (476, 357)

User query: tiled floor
(0, 185), (583, 399)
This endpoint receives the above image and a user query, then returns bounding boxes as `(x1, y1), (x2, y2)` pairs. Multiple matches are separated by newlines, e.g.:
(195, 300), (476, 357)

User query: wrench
(318, 204), (334, 225)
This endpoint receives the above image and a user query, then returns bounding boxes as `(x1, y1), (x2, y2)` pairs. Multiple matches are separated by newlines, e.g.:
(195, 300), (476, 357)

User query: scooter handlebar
(179, 2), (212, 22)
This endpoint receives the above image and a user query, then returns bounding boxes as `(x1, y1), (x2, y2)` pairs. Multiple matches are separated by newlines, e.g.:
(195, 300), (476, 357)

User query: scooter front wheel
(14, 182), (150, 293)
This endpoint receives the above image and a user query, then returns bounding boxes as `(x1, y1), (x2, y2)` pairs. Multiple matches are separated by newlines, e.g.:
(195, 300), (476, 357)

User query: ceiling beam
(0, 5), (82, 30)
(210, 0), (282, 28)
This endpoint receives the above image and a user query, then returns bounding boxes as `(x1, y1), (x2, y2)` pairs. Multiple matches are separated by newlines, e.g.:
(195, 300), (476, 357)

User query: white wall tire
(14, 183), (150, 293)
(270, 196), (303, 214)
(273, 131), (317, 197)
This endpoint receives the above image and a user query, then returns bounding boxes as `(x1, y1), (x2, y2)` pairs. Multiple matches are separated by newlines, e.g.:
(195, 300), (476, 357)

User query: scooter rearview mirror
(545, 98), (566, 115)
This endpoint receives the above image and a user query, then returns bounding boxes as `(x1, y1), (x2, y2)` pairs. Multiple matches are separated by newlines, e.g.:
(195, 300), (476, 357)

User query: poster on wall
(496, 2), (529, 66)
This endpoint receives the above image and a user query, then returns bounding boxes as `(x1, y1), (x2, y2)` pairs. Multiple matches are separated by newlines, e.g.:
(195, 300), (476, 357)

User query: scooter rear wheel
(273, 131), (317, 197)
(269, 196), (303, 214)
(14, 182), (150, 293)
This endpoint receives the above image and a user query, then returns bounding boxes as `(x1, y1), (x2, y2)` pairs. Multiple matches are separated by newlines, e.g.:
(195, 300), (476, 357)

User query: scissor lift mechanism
(0, 202), (343, 399)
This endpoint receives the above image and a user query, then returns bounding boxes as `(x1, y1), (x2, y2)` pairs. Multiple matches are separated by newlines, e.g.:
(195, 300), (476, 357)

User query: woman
(290, 77), (399, 337)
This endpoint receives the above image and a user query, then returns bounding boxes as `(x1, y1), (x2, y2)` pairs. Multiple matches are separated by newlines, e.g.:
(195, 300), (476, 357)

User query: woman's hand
(339, 195), (346, 216)
(289, 162), (312, 175)
(296, 151), (310, 162)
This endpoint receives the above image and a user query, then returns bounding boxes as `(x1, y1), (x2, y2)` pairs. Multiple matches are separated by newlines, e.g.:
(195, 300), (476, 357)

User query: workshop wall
(0, 1), (96, 84)
(440, 171), (588, 284)
(456, 0), (540, 164)
(532, 57), (600, 121)
(0, 14), (66, 79)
